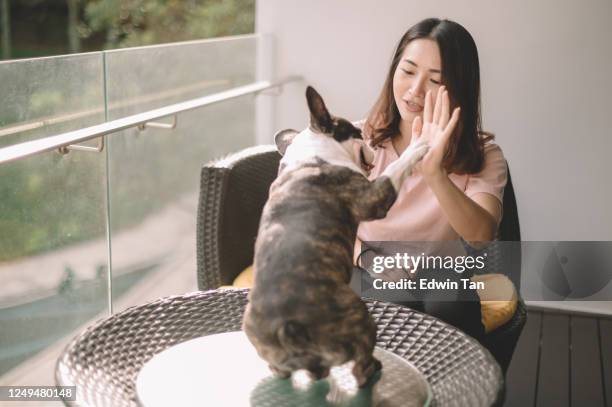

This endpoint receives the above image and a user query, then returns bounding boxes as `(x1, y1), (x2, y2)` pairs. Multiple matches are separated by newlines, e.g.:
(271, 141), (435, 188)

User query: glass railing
(0, 34), (294, 392)
(103, 36), (259, 315)
(0, 52), (109, 392)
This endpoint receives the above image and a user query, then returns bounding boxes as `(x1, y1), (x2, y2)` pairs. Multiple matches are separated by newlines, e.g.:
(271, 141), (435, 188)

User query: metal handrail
(0, 76), (302, 165)
(0, 78), (229, 139)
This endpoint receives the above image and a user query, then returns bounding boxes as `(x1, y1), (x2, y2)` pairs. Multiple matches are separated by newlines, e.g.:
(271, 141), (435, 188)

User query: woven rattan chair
(55, 289), (503, 406)
(197, 145), (526, 373)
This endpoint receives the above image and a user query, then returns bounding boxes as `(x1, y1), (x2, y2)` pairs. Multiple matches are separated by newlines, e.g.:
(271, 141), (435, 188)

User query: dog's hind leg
(307, 361), (331, 380)
(350, 308), (382, 387)
(352, 353), (382, 387)
(269, 363), (292, 379)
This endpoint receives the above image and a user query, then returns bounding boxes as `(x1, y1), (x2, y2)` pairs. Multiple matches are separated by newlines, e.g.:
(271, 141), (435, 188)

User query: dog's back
(244, 161), (381, 380)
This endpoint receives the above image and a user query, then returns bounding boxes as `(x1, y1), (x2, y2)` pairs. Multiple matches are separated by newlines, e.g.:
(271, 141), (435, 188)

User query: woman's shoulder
(482, 140), (505, 164)
(467, 140), (507, 185)
(465, 140), (508, 201)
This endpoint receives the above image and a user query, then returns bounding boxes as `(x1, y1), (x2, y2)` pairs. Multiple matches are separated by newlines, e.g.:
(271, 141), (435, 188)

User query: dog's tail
(277, 320), (311, 350)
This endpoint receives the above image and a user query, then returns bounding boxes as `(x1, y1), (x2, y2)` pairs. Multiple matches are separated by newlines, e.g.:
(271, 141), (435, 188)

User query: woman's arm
(426, 174), (501, 242)
(416, 87), (501, 243)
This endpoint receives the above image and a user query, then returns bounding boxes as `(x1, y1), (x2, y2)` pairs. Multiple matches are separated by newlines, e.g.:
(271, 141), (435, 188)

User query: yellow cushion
(226, 265), (517, 334)
(219, 265), (255, 289)
(473, 273), (518, 333)
(233, 265), (255, 287)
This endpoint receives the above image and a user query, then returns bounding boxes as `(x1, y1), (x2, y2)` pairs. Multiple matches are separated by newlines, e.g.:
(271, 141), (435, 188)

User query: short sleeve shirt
(356, 126), (507, 243)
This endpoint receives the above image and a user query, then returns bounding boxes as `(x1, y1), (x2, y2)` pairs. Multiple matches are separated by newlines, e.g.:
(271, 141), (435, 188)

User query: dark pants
(351, 267), (485, 342)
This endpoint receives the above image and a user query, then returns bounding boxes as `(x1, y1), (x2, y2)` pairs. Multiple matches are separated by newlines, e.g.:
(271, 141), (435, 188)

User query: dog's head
(275, 86), (375, 175)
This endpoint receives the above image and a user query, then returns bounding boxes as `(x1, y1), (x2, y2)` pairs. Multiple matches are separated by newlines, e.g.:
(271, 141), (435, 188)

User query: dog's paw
(402, 143), (430, 175)
(398, 139), (429, 165)
(406, 140), (430, 162)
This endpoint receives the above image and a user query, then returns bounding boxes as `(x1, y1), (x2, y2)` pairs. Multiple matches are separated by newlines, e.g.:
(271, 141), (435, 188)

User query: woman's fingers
(432, 86), (444, 125)
(421, 87), (456, 149)
(439, 91), (450, 128)
(423, 90), (433, 124)
(441, 107), (461, 143)
(411, 115), (423, 139)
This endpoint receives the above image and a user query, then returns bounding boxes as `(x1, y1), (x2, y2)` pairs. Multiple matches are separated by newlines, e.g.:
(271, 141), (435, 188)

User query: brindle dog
(243, 86), (428, 386)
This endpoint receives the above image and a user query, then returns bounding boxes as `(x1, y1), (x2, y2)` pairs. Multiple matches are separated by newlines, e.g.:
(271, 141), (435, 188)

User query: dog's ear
(306, 86), (333, 133)
(274, 128), (299, 156)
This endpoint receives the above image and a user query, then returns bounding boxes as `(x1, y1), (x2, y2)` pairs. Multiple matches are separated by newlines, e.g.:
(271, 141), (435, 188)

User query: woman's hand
(412, 86), (460, 182)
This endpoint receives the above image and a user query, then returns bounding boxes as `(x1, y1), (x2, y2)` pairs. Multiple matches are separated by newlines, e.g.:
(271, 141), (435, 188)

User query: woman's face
(393, 38), (443, 124)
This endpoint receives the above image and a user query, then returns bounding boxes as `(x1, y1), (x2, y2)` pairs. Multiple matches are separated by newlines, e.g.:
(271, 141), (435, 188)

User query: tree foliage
(81, 0), (255, 49)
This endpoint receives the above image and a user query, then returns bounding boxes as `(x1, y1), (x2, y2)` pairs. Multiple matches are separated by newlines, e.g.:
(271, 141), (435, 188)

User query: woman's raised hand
(411, 86), (461, 180)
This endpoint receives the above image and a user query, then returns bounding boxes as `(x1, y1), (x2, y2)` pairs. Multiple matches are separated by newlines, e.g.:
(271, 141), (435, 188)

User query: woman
(353, 18), (508, 341)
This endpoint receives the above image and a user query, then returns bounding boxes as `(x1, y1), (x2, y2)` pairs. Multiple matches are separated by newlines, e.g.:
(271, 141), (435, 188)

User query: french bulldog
(242, 86), (429, 386)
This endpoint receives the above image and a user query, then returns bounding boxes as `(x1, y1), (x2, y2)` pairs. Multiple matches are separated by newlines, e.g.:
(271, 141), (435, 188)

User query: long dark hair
(366, 18), (493, 174)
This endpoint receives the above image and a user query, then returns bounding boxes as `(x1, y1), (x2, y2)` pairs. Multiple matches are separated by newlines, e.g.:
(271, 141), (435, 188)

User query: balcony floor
(504, 309), (612, 407)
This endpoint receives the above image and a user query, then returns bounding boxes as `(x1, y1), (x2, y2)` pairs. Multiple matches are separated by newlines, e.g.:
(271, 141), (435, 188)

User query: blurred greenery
(0, 0), (254, 58)
(0, 152), (106, 262)
(82, 0), (254, 49)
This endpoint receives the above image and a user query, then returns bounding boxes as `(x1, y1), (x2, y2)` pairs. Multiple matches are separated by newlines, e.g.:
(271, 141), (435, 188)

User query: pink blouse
(357, 135), (507, 242)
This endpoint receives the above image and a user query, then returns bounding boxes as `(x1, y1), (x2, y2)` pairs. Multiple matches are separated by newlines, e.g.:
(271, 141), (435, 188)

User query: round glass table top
(136, 331), (432, 407)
